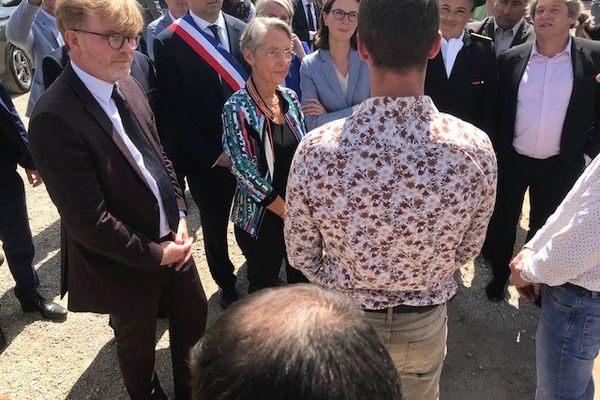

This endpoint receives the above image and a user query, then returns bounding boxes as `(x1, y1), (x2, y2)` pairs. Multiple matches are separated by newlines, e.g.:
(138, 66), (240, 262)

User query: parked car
(0, 0), (33, 93)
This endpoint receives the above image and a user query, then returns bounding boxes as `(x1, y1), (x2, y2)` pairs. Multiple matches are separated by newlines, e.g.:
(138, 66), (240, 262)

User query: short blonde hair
(56, 0), (143, 37)
(241, 17), (292, 53)
(255, 0), (295, 20)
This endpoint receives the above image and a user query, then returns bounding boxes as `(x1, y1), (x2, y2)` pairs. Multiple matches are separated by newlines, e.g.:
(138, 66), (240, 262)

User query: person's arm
(6, 0), (40, 54)
(28, 111), (166, 270)
(284, 139), (323, 278)
(454, 139), (498, 266)
(221, 101), (278, 207)
(146, 21), (159, 61)
(299, 60), (354, 131)
(519, 167), (600, 285)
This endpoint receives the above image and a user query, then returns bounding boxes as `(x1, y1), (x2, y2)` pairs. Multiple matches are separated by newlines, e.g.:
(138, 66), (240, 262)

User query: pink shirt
(513, 38), (573, 159)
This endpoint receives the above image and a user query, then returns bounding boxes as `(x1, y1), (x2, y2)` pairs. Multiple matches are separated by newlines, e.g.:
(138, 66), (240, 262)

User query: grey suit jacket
(7, 1), (62, 116)
(300, 49), (370, 131)
(146, 13), (174, 61)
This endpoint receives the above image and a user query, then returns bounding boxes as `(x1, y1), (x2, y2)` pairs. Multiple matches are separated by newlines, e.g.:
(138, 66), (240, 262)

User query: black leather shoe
(218, 288), (239, 310)
(20, 295), (68, 319)
(0, 326), (7, 352)
(486, 276), (508, 302)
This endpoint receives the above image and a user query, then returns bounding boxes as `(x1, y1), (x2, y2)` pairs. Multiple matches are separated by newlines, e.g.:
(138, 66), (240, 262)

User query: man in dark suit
(0, 79), (67, 345)
(483, 0), (600, 301)
(425, 0), (498, 138)
(154, 0), (247, 308)
(292, 0), (321, 43)
(28, 0), (207, 397)
(467, 0), (534, 55)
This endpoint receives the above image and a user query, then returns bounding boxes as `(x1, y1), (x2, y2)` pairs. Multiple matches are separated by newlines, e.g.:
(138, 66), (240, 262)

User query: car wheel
(2, 44), (33, 94)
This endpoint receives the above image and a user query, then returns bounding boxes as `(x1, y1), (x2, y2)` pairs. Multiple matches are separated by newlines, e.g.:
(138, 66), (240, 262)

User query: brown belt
(364, 304), (440, 314)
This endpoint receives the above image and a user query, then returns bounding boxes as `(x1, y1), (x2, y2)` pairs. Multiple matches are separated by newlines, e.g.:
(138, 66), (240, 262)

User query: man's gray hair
(241, 16), (292, 53)
(529, 0), (582, 19)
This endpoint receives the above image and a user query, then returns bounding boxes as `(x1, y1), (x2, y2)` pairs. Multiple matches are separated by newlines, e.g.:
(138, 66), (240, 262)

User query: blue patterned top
(222, 86), (306, 236)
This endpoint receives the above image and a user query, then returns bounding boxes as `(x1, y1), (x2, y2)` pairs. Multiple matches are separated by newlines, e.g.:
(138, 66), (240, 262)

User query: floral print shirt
(284, 96), (497, 308)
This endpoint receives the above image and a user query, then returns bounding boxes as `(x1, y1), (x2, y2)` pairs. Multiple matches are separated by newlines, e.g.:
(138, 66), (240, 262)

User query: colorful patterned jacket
(222, 87), (306, 236)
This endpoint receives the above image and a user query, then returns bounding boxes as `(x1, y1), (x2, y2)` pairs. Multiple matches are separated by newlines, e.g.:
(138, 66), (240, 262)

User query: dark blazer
(292, 0), (321, 43)
(153, 13), (248, 171)
(41, 46), (159, 112)
(467, 17), (535, 50)
(0, 80), (34, 172)
(27, 64), (187, 314)
(496, 37), (600, 167)
(425, 31), (499, 139)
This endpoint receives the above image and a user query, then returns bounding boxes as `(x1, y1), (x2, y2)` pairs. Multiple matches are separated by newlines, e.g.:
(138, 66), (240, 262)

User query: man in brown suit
(27, 0), (207, 398)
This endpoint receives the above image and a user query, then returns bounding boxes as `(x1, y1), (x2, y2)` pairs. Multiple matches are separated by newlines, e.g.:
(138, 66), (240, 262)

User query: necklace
(264, 96), (280, 106)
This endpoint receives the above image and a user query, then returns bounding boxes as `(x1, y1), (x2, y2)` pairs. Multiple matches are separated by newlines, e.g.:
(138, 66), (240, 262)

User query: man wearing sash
(154, 0), (248, 309)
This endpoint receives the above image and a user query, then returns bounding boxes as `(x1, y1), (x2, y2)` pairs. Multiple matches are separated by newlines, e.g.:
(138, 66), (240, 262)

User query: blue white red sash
(168, 14), (248, 91)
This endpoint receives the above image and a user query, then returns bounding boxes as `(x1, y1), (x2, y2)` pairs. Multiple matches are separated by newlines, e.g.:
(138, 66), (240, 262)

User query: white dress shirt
(513, 38), (573, 160)
(493, 17), (523, 55)
(71, 61), (172, 237)
(190, 10), (230, 52)
(522, 154), (600, 291)
(440, 31), (464, 78)
(40, 9), (65, 46)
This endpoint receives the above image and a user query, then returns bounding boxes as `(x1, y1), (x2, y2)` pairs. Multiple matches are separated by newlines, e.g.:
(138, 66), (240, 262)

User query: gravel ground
(0, 81), (597, 399)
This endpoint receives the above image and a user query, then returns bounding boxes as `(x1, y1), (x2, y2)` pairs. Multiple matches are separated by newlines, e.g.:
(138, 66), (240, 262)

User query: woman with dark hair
(299, 0), (369, 130)
(222, 17), (308, 293)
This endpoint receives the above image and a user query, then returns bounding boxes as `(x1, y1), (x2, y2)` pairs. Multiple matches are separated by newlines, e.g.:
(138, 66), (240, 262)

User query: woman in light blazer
(299, 0), (369, 131)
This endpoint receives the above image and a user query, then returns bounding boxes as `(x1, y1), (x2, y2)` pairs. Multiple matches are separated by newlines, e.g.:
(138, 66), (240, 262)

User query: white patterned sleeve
(522, 167), (600, 285)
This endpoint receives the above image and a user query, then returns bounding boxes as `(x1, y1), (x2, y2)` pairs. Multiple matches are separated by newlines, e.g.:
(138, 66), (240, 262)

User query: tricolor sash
(168, 14), (249, 91)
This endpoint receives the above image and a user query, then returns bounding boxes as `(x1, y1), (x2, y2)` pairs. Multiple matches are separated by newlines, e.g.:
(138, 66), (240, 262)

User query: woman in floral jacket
(222, 17), (308, 292)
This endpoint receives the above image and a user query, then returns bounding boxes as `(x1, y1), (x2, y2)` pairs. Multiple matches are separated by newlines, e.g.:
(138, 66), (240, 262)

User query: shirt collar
(441, 30), (465, 45)
(493, 17), (524, 35)
(168, 10), (178, 22)
(189, 9), (225, 32)
(355, 95), (439, 121)
(302, 0), (312, 8)
(70, 61), (115, 106)
(531, 36), (572, 59)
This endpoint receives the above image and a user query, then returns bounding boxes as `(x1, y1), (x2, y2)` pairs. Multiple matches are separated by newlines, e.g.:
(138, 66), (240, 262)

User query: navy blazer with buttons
(0, 81), (33, 173)
(299, 48), (370, 131)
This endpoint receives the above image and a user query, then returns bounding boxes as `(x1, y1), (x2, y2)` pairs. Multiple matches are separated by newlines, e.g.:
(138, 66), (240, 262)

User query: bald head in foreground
(191, 284), (404, 400)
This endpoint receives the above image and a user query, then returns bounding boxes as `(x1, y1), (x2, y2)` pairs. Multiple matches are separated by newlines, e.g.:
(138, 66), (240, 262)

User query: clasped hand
(160, 218), (193, 271)
(509, 248), (541, 303)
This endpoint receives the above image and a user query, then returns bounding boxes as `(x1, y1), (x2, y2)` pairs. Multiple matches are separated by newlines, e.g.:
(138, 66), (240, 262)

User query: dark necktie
(306, 4), (315, 31)
(111, 85), (180, 232)
(208, 24), (222, 44)
(207, 24), (234, 99)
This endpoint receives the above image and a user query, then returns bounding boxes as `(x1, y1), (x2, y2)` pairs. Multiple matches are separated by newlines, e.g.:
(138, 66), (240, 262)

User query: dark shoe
(0, 326), (6, 352)
(150, 372), (168, 399)
(20, 295), (68, 319)
(486, 276), (508, 302)
(218, 288), (239, 310)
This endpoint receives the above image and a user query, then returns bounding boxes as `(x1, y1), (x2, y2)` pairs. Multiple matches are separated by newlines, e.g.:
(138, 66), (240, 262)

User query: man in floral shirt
(284, 0), (497, 398)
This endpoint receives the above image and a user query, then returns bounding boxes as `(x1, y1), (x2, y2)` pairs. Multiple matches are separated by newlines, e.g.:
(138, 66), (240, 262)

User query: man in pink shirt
(482, 0), (600, 301)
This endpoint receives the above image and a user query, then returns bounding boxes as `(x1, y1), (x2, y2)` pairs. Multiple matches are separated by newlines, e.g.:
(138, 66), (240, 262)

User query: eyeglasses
(329, 9), (358, 22)
(259, 48), (293, 60)
(72, 29), (140, 50)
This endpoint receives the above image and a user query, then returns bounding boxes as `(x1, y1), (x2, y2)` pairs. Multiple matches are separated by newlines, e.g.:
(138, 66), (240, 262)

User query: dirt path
(0, 89), (593, 399)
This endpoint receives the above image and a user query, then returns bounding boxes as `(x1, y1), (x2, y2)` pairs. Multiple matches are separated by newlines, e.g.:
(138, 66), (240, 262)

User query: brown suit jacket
(28, 63), (187, 314)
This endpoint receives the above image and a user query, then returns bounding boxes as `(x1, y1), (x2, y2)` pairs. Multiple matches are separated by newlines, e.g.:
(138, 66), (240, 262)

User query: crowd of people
(0, 0), (600, 398)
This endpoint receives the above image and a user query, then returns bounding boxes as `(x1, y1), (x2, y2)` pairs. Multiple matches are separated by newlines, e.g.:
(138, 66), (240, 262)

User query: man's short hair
(358, 0), (439, 72)
(529, 0), (581, 20)
(190, 284), (404, 400)
(56, 0), (144, 37)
